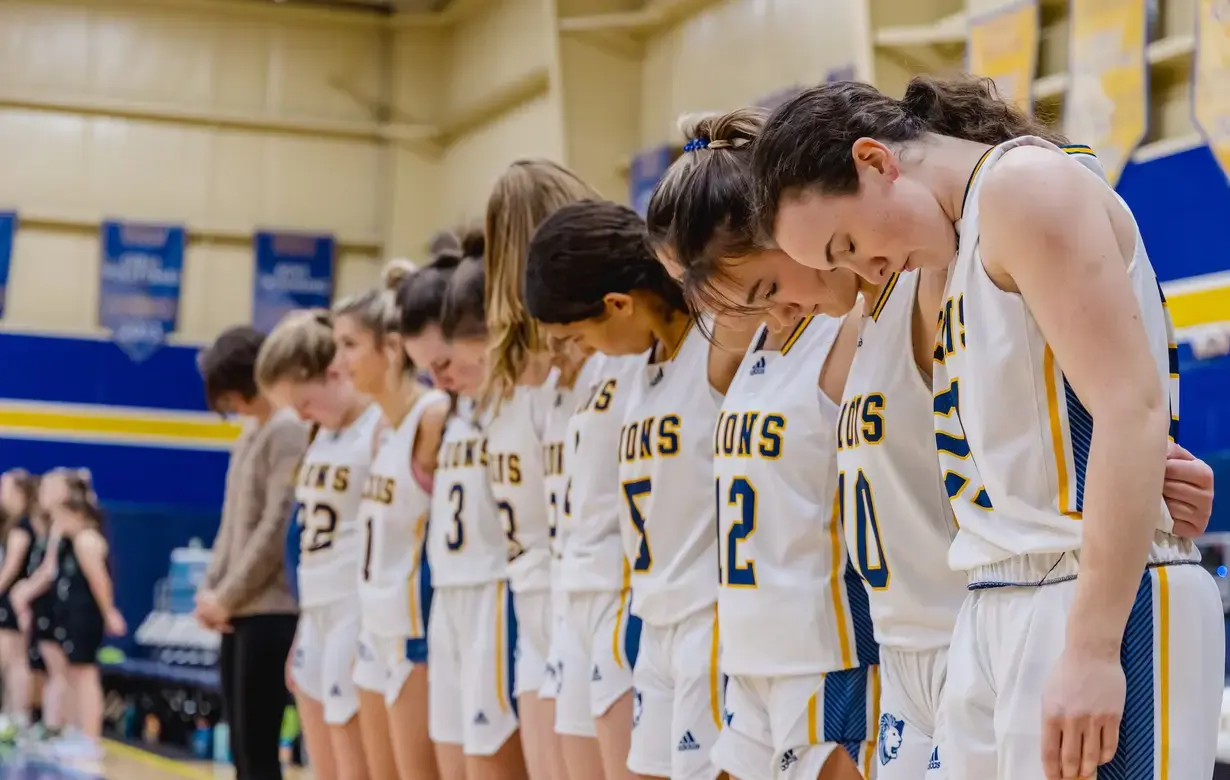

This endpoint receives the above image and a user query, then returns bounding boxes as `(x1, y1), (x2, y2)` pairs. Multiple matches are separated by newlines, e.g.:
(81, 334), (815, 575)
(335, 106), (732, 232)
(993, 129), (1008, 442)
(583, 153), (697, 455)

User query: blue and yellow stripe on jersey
(869, 274), (900, 322)
(0, 398), (241, 450)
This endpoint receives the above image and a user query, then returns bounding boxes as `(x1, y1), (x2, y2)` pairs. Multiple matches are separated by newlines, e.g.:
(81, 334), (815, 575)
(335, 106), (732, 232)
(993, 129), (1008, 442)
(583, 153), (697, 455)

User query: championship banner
(252, 231), (335, 333)
(98, 220), (185, 362)
(0, 212), (15, 319)
(629, 145), (675, 218)
(1193, 0), (1230, 181)
(1065, 0), (1148, 185)
(967, 0), (1040, 113)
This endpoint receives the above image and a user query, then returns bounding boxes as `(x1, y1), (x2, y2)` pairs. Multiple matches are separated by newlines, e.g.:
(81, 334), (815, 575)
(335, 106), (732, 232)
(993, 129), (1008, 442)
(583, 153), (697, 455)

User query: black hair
(396, 231), (465, 337)
(441, 230), (487, 341)
(524, 200), (687, 325)
(198, 326), (265, 412)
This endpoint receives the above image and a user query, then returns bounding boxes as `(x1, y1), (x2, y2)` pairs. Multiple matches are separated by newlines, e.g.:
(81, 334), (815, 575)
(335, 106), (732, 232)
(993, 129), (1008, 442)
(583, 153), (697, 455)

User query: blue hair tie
(684, 138), (709, 152)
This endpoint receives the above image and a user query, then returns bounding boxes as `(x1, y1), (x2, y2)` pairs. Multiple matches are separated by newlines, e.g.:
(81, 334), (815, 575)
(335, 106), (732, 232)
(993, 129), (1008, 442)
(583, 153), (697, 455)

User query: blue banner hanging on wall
(0, 212), (15, 320)
(629, 144), (676, 218)
(98, 220), (185, 363)
(252, 231), (335, 333)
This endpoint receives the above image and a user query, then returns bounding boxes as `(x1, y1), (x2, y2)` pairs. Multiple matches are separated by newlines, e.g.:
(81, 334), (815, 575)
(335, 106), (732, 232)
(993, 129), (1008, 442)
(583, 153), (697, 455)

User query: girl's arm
(979, 148), (1169, 778)
(74, 529), (126, 636)
(412, 400), (450, 478)
(18, 528), (63, 602)
(0, 527), (32, 593)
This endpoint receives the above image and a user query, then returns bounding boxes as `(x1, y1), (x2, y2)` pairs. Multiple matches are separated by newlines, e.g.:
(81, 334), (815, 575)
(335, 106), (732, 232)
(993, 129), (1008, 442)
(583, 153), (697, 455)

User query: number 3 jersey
(296, 403), (385, 610)
(617, 318), (721, 627)
(428, 400), (507, 588)
(356, 389), (448, 638)
(715, 316), (876, 676)
(839, 270), (966, 651)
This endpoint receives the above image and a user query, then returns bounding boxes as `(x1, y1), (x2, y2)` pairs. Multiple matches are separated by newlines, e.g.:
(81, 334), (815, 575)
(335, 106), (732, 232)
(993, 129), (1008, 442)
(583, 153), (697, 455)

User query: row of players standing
(219, 74), (1222, 780)
(0, 467), (126, 753)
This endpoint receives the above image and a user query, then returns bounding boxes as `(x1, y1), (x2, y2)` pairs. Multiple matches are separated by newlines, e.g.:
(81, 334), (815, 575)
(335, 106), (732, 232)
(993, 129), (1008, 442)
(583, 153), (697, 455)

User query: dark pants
(219, 613), (298, 780)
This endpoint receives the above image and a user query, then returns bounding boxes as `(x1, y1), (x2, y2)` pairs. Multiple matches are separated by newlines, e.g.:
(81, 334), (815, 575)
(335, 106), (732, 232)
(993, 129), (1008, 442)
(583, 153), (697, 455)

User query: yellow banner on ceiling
(1193, 0), (1230, 181)
(967, 0), (1040, 113)
(1065, 0), (1148, 185)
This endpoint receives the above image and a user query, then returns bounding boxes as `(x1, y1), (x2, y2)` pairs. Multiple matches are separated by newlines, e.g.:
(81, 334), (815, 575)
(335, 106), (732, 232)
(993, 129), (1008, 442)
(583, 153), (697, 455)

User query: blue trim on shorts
(404, 535), (434, 664)
(624, 593), (642, 669)
(823, 664), (872, 750)
(1101, 572), (1155, 779)
(843, 556), (881, 666)
(506, 582), (519, 717)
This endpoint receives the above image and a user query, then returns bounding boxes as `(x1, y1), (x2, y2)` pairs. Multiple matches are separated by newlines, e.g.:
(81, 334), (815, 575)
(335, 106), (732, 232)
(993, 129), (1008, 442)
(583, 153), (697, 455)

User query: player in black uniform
(0, 468), (37, 739)
(13, 469), (125, 753)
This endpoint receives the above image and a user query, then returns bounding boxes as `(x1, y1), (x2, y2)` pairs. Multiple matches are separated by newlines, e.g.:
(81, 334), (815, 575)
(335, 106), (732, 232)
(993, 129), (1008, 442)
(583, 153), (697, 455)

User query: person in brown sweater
(196, 326), (309, 780)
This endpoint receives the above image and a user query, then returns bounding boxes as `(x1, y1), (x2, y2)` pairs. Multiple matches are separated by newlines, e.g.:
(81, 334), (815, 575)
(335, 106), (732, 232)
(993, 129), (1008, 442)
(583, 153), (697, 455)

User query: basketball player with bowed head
(654, 102), (1218, 780)
(526, 199), (758, 780)
(647, 111), (884, 780)
(421, 234), (529, 780)
(749, 75), (1224, 780)
(332, 258), (455, 780)
(256, 310), (384, 780)
(484, 159), (627, 780)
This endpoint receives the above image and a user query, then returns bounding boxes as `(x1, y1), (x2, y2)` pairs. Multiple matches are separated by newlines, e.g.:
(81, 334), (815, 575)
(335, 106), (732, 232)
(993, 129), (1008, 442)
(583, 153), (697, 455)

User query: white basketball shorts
(428, 581), (519, 756)
(938, 562), (1223, 780)
(627, 605), (723, 780)
(555, 588), (640, 737)
(875, 646), (947, 780)
(353, 630), (418, 706)
(712, 666), (880, 780)
(514, 589), (551, 698)
(291, 599), (361, 725)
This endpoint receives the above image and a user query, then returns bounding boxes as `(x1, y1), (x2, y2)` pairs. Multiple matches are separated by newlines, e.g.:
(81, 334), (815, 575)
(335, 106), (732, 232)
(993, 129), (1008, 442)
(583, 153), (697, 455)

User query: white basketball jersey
(487, 378), (558, 593)
(618, 319), (720, 627)
(296, 403), (384, 608)
(934, 137), (1186, 570)
(840, 270), (966, 651)
(428, 400), (507, 588)
(356, 389), (448, 638)
(541, 377), (576, 591)
(558, 353), (644, 593)
(716, 316), (877, 676)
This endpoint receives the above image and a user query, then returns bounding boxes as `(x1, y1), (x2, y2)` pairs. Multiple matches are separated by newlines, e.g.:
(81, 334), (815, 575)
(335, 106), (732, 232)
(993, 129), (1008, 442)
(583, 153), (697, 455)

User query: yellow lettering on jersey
(579, 379), (617, 414)
(713, 411), (786, 460)
(933, 294), (966, 365)
(542, 441), (565, 477)
(440, 438), (487, 471)
(361, 474), (395, 505)
(299, 462), (353, 496)
(487, 452), (522, 485)
(836, 393), (886, 451)
(618, 415), (682, 463)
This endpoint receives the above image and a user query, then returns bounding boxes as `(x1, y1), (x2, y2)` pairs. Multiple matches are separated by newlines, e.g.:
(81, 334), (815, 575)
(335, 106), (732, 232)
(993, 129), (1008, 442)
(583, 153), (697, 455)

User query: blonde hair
(483, 159), (601, 407)
(333, 259), (417, 340)
(255, 309), (336, 389)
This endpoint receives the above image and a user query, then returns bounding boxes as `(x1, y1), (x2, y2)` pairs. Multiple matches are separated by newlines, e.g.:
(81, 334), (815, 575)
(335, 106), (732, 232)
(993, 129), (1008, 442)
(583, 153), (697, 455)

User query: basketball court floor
(0, 740), (310, 780)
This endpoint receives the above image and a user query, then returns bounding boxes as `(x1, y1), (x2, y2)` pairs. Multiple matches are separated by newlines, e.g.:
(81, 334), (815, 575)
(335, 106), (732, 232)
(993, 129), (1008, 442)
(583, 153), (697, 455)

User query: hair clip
(683, 138), (709, 153)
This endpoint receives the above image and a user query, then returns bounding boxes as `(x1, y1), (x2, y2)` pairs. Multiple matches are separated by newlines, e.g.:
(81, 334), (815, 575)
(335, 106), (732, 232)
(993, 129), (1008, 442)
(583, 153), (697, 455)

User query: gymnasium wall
(0, 0), (1226, 526)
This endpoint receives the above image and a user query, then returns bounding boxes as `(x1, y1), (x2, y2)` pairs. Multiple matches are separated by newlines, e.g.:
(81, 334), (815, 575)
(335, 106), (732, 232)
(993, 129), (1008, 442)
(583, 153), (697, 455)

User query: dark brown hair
(441, 229), (487, 341)
(524, 200), (687, 325)
(0, 469), (38, 537)
(198, 326), (265, 412)
(396, 231), (464, 337)
(752, 75), (1067, 232)
(646, 109), (769, 314)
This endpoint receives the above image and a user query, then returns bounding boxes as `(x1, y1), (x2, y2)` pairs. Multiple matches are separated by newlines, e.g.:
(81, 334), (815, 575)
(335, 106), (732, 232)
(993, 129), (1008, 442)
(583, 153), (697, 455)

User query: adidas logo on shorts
(750, 356), (766, 376)
(780, 749), (798, 771)
(677, 731), (700, 752)
(591, 665), (602, 682)
(473, 711), (489, 726)
(329, 685), (342, 698)
(928, 747), (942, 770)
